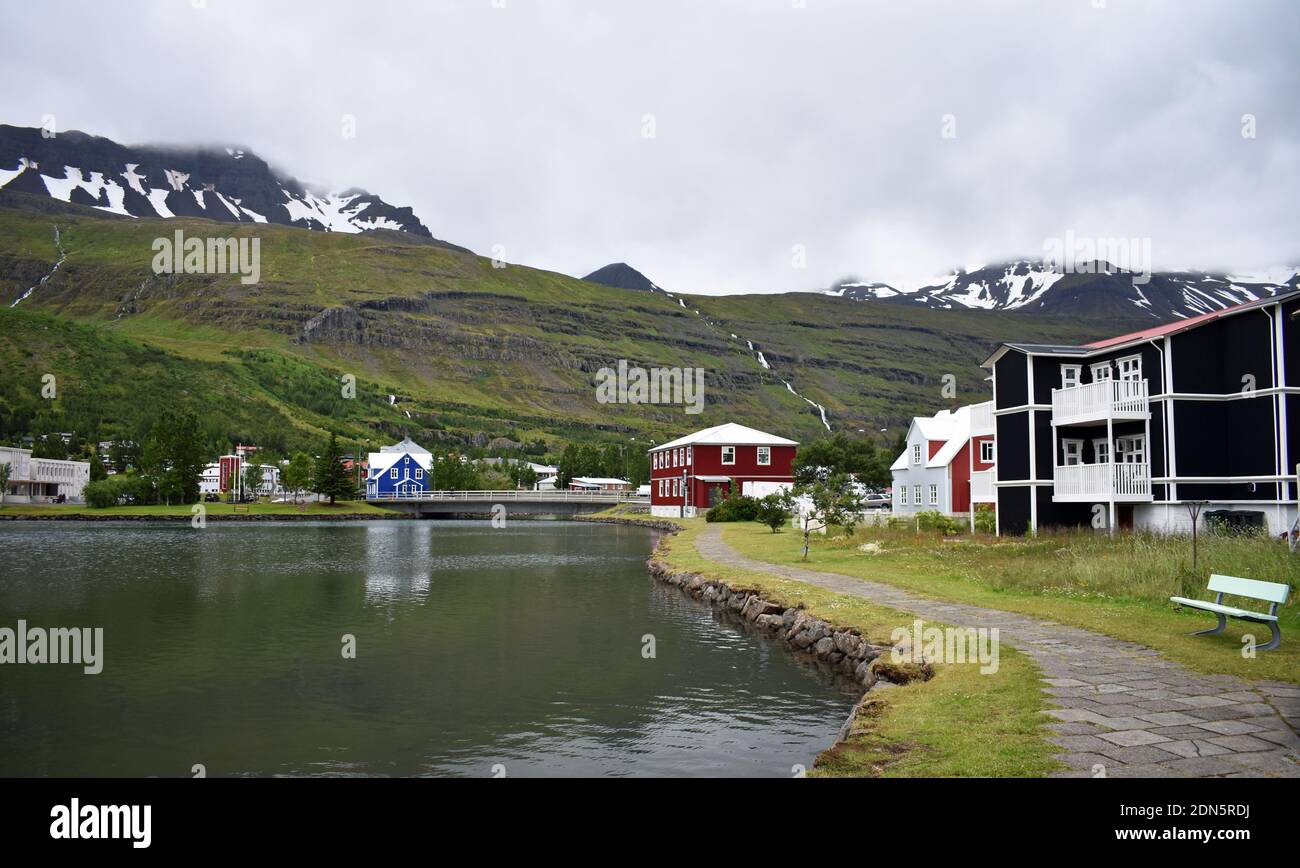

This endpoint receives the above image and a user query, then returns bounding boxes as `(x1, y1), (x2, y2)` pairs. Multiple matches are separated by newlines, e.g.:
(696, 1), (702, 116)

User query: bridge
(369, 490), (650, 517)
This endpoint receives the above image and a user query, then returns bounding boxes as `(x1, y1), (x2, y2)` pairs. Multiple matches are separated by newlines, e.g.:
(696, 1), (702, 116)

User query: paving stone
(1096, 729), (1169, 747)
(1052, 752), (1113, 771)
(1131, 698), (1193, 712)
(1098, 745), (1185, 765)
(1159, 756), (1247, 776)
(1046, 722), (1108, 736)
(1049, 735), (1117, 752)
(1185, 705), (1263, 722)
(1149, 724), (1215, 738)
(1217, 751), (1300, 774)
(1044, 678), (1091, 688)
(1173, 695), (1236, 709)
(1043, 708), (1110, 725)
(1092, 716), (1158, 731)
(1104, 763), (1183, 778)
(1203, 734), (1278, 753)
(1135, 711), (1204, 727)
(1191, 719), (1266, 736)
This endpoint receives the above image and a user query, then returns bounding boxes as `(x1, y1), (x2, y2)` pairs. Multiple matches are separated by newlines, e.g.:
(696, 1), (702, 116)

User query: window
(912, 444), (922, 465)
(757, 446), (771, 466)
(653, 453), (659, 469)
(1091, 362), (1112, 381)
(913, 485), (922, 505)
(686, 447), (692, 465)
(674, 478), (681, 497)
(900, 486), (908, 506)
(1061, 439), (1084, 466)
(1093, 438), (1111, 464)
(1117, 355), (1142, 383)
(929, 484), (938, 505)
(415, 468), (423, 480)
(1116, 435), (1146, 464)
(659, 480), (665, 497)
(980, 440), (995, 463)
(390, 468), (398, 479)
(1060, 365), (1082, 389)
(722, 446), (736, 465)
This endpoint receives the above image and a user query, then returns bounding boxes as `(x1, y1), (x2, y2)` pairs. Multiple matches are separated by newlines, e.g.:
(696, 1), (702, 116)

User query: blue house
(366, 438), (433, 499)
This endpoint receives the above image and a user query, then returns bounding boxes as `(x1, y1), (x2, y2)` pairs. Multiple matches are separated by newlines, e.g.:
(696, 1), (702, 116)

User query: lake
(0, 520), (857, 777)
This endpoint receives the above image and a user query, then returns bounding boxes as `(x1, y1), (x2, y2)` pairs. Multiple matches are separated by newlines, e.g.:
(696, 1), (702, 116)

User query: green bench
(1170, 574), (1290, 652)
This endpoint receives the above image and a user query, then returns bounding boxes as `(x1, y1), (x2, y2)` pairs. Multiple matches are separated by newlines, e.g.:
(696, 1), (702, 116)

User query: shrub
(705, 494), (760, 523)
(973, 504), (996, 534)
(83, 473), (152, 508)
(915, 510), (963, 535)
(755, 492), (792, 532)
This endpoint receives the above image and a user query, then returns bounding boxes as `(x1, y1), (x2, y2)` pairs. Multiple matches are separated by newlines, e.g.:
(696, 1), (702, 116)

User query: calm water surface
(0, 520), (856, 777)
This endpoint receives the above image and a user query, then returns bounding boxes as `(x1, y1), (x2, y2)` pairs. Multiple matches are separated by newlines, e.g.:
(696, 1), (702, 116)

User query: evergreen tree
(312, 433), (353, 504)
(89, 454), (108, 482)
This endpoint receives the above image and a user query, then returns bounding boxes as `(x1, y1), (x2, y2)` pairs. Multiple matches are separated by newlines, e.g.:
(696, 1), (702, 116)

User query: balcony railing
(969, 400), (995, 436)
(1053, 461), (1152, 502)
(1052, 378), (1149, 426)
(970, 468), (996, 502)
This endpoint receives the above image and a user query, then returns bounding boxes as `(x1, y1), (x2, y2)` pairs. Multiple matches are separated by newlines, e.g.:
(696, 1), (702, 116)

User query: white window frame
(1092, 438), (1111, 464)
(686, 447), (692, 465)
(900, 486), (908, 506)
(1116, 434), (1146, 464)
(929, 484), (938, 506)
(1117, 354), (1142, 383)
(721, 446), (736, 465)
(913, 485), (922, 505)
(1060, 364), (1082, 390)
(1061, 438), (1084, 466)
(756, 446), (771, 466)
(390, 468), (398, 479)
(1090, 362), (1112, 382)
(979, 440), (995, 463)
(415, 468), (423, 480)
(912, 444), (922, 465)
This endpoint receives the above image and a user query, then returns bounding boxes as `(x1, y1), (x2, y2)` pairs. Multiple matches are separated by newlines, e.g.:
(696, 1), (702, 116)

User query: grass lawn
(660, 519), (1060, 777)
(0, 500), (401, 518)
(720, 521), (1300, 684)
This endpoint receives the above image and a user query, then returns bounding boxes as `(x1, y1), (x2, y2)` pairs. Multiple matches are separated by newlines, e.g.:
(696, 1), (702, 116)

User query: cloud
(4, 0), (1297, 294)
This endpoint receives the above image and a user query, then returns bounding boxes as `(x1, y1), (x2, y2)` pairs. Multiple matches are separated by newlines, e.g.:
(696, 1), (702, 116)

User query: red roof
(1084, 295), (1263, 350)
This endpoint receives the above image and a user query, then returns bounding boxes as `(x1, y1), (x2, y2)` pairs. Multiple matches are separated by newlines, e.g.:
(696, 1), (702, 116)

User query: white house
(890, 402), (996, 519)
(0, 446), (91, 503)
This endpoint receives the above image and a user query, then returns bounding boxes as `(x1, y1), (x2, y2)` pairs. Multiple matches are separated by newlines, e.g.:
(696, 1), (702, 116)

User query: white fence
(1053, 462), (1151, 501)
(971, 469), (996, 502)
(969, 400), (995, 436)
(1052, 378), (1149, 425)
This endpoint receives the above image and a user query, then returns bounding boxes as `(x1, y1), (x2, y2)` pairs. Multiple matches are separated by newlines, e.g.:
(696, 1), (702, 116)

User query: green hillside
(0, 198), (1104, 458)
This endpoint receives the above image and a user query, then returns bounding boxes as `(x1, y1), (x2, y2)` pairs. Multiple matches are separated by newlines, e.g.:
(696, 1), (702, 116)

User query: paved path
(696, 525), (1300, 778)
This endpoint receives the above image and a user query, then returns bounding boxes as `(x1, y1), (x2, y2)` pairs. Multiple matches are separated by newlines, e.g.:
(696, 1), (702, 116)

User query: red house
(649, 423), (798, 518)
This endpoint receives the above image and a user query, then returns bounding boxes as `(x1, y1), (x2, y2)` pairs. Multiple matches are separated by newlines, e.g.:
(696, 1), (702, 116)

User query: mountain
(0, 125), (437, 239)
(0, 198), (1106, 457)
(582, 262), (665, 293)
(823, 260), (1300, 323)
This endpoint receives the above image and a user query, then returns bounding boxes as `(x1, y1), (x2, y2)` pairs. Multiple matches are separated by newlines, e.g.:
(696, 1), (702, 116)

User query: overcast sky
(5, 0), (1298, 294)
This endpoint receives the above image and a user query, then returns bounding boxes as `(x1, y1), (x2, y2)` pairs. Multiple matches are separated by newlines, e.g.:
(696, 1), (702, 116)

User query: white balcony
(1052, 378), (1150, 426)
(1053, 461), (1152, 503)
(969, 400), (995, 436)
(971, 468), (996, 502)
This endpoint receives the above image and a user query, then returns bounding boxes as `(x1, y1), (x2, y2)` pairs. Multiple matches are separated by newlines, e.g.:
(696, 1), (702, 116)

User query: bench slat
(1169, 596), (1278, 622)
(1208, 574), (1290, 605)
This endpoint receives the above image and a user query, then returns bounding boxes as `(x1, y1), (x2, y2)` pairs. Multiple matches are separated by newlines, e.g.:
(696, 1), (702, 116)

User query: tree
(794, 473), (866, 561)
(555, 444), (579, 489)
(243, 462), (265, 500)
(283, 452), (313, 503)
(89, 454), (108, 482)
(312, 433), (354, 504)
(109, 440), (140, 473)
(435, 454), (481, 491)
(0, 461), (9, 505)
(793, 431), (890, 488)
(143, 409), (206, 505)
(32, 433), (69, 460)
(756, 490), (794, 533)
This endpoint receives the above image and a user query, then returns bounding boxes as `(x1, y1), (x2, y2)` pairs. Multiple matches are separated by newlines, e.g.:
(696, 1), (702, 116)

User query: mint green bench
(1170, 574), (1290, 652)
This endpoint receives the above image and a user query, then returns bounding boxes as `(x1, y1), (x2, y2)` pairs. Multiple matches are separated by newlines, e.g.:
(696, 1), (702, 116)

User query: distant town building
(367, 437), (432, 499)
(648, 422), (798, 518)
(0, 446), (91, 503)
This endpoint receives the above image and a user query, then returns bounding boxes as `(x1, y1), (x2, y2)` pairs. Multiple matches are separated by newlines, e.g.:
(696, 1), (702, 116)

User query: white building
(0, 446), (91, 503)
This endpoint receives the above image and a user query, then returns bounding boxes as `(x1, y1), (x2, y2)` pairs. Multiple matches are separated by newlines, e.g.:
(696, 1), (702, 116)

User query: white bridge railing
(1053, 462), (1151, 501)
(367, 490), (646, 503)
(1052, 378), (1149, 425)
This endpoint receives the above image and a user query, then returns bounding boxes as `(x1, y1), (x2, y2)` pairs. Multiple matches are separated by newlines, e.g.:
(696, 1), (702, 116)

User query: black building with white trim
(982, 288), (1299, 536)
